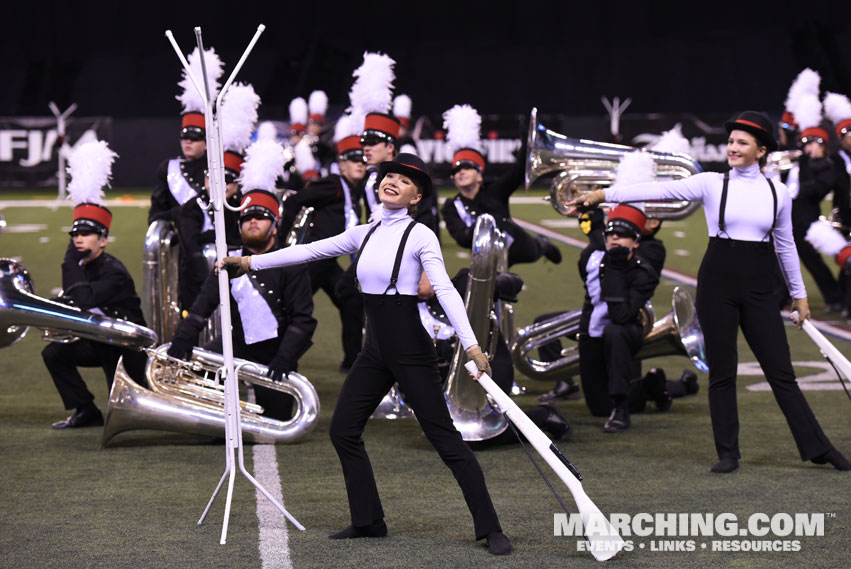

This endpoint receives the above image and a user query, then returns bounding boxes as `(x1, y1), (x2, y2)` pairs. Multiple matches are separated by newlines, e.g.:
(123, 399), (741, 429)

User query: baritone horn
(525, 107), (703, 217)
(101, 344), (319, 446)
(0, 258), (157, 349)
(510, 286), (708, 381)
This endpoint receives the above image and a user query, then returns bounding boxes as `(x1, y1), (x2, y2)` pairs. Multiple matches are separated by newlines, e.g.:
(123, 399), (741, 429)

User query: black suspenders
(352, 220), (418, 294)
(718, 172), (778, 241)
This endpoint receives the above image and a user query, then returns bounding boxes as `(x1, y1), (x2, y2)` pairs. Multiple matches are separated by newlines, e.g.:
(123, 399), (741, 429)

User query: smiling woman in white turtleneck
(221, 153), (513, 555)
(567, 111), (849, 475)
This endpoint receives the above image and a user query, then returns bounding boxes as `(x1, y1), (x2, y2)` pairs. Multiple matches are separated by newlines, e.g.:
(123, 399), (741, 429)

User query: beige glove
(220, 256), (252, 278)
(565, 189), (606, 216)
(465, 345), (492, 380)
(791, 297), (810, 330)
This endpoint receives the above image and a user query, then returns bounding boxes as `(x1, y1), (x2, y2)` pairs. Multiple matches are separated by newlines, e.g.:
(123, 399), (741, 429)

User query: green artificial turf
(0, 189), (849, 568)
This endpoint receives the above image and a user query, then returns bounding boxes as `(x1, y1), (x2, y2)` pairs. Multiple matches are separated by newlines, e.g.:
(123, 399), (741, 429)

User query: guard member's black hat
(377, 153), (432, 197)
(724, 111), (778, 151)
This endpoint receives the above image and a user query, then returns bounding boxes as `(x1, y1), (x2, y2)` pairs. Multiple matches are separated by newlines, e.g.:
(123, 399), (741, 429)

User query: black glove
(167, 335), (196, 361)
(266, 354), (294, 383)
(65, 240), (91, 263)
(605, 246), (630, 269)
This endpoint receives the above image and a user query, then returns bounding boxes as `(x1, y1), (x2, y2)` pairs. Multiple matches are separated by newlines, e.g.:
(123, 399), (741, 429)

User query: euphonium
(0, 258), (158, 349)
(525, 107), (703, 218)
(101, 343), (319, 446)
(443, 214), (510, 441)
(764, 149), (801, 176)
(510, 286), (708, 381)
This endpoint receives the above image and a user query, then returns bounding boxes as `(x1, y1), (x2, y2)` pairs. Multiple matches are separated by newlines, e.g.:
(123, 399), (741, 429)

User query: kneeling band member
(168, 189), (316, 420)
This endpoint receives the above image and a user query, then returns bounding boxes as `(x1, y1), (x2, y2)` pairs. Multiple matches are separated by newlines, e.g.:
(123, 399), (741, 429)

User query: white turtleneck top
(251, 206), (479, 349)
(605, 164), (806, 299)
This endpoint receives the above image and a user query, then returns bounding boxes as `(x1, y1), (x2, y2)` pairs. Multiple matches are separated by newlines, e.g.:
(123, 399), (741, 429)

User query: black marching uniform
(441, 159), (555, 267)
(577, 243), (660, 416)
(279, 173), (365, 368)
(170, 243), (316, 419)
(149, 155), (207, 225)
(42, 245), (148, 412)
(790, 153), (851, 306)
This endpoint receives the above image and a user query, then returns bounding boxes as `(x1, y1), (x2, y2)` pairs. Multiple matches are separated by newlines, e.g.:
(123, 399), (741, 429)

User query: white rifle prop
(48, 101), (77, 202)
(794, 313), (851, 383)
(165, 25), (305, 545)
(464, 361), (625, 562)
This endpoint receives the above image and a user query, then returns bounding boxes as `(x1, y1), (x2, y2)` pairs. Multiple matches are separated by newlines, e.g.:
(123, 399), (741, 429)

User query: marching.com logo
(555, 512), (829, 554)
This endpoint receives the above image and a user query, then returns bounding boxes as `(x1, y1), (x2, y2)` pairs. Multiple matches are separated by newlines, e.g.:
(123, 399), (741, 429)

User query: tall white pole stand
(48, 101), (77, 202)
(165, 24), (304, 545)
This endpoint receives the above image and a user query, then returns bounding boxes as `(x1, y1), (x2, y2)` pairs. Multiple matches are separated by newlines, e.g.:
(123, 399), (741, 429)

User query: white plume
(443, 104), (482, 153)
(650, 124), (692, 156)
(806, 219), (848, 256)
(221, 82), (261, 153)
(289, 97), (308, 126)
(791, 93), (823, 130)
(66, 140), (118, 205)
(256, 121), (278, 142)
(393, 94), (412, 119)
(612, 151), (656, 188)
(294, 138), (316, 174)
(349, 52), (396, 115)
(334, 113), (359, 143)
(239, 139), (286, 192)
(784, 68), (820, 114)
(176, 47), (224, 113)
(308, 90), (328, 117)
(823, 92), (851, 125)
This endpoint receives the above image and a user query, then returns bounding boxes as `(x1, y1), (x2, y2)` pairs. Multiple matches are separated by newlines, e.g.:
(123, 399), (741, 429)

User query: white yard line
(253, 443), (293, 569)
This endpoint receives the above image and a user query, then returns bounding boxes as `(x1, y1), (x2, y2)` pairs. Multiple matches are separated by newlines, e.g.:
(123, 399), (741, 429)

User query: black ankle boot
(710, 457), (739, 473)
(328, 520), (388, 539)
(811, 448), (851, 471)
(486, 531), (512, 555)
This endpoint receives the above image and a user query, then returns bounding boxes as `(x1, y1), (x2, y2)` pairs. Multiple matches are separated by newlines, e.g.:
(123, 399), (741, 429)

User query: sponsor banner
(0, 117), (111, 188)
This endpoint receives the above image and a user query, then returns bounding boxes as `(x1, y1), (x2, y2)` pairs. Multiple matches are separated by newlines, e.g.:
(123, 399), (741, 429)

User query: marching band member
(221, 153), (512, 555)
(168, 141), (316, 420)
(176, 82), (259, 309)
(777, 68), (820, 153)
(289, 96), (308, 148)
(569, 111), (851, 472)
(43, 141), (148, 429)
(278, 114), (367, 372)
(824, 91), (851, 182)
(148, 47), (224, 225)
(307, 89), (335, 174)
(393, 94), (417, 155)
(786, 91), (850, 310)
(440, 104), (561, 266)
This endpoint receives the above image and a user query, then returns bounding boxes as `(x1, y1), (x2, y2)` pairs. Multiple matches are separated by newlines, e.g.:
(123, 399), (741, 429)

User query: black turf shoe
(538, 403), (572, 441)
(710, 458), (739, 473)
(539, 380), (581, 402)
(486, 531), (512, 555)
(811, 448), (851, 471)
(328, 520), (388, 539)
(603, 407), (630, 433)
(51, 405), (104, 429)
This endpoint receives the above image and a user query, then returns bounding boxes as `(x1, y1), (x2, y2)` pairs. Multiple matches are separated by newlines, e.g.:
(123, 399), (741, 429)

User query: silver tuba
(0, 258), (158, 349)
(443, 214), (510, 441)
(141, 220), (220, 346)
(525, 107), (703, 217)
(102, 343), (319, 446)
(510, 286), (708, 381)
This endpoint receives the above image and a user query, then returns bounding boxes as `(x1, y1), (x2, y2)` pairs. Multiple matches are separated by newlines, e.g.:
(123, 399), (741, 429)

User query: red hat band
(363, 113), (400, 139)
(241, 190), (280, 220)
(836, 119), (851, 137)
(182, 112), (206, 130)
(73, 203), (112, 232)
(291, 122), (306, 134)
(780, 111), (797, 129)
(308, 113), (324, 123)
(800, 127), (830, 142)
(607, 205), (647, 231)
(453, 148), (485, 172)
(397, 117), (410, 129)
(223, 151), (244, 174)
(836, 246), (851, 269)
(337, 136), (362, 156)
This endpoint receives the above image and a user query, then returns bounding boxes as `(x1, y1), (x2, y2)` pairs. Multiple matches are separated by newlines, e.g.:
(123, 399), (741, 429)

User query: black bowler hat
(376, 153), (433, 198)
(724, 111), (778, 151)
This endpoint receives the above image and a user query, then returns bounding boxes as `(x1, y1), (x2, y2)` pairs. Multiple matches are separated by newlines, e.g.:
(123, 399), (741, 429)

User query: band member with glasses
(43, 204), (148, 429)
(568, 111), (850, 473)
(221, 154), (513, 555)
